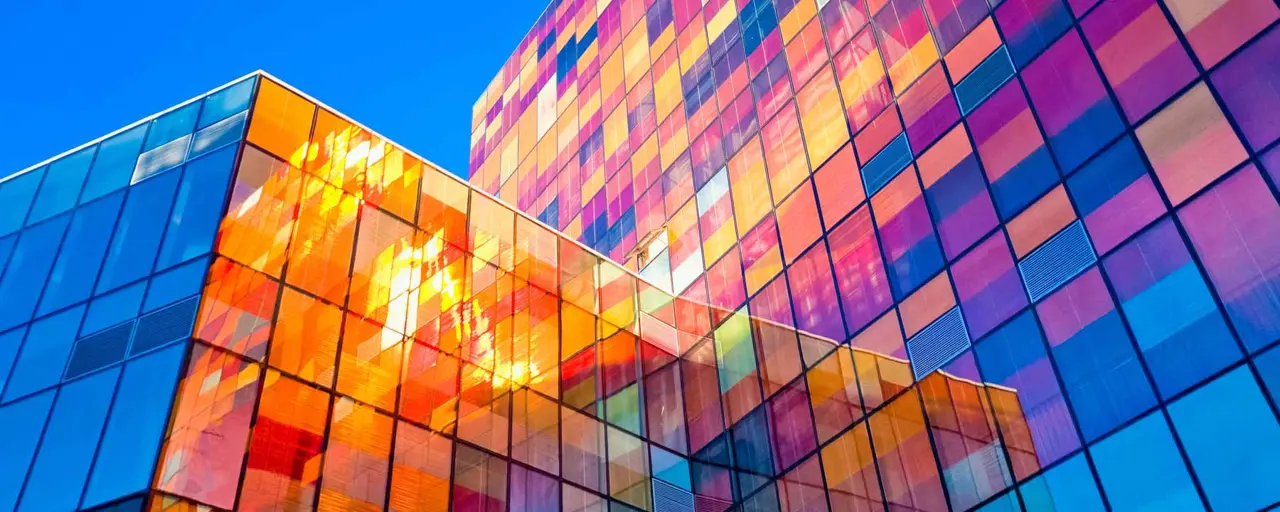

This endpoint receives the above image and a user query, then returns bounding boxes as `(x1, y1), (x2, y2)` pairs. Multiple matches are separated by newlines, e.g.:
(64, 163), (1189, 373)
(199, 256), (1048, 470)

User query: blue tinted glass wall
(0, 75), (256, 511)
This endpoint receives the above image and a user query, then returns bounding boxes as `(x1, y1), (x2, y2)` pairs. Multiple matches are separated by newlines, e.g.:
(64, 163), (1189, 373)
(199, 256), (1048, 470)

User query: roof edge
(0, 70), (266, 185)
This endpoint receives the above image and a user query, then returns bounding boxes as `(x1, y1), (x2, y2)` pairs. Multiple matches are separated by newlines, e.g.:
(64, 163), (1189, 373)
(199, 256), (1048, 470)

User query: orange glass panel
(318, 399), (393, 511)
(270, 287), (342, 387)
(899, 273), (955, 338)
(248, 79), (316, 167)
(367, 145), (422, 222)
(419, 167), (470, 249)
(338, 313), (405, 411)
(1137, 83), (1248, 205)
(389, 423), (453, 512)
(218, 145), (303, 277)
(813, 144), (865, 225)
(1006, 185), (1075, 257)
(240, 371), (329, 511)
(286, 176), (358, 304)
(349, 206), (418, 328)
(457, 364), (512, 455)
(776, 182), (823, 264)
(944, 18), (1000, 82)
(155, 344), (261, 509)
(797, 67), (850, 167)
(196, 257), (278, 360)
(400, 341), (461, 432)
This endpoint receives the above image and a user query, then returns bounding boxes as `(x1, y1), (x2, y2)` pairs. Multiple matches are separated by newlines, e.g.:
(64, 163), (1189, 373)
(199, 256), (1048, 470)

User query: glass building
(1, 72), (1028, 512)
(466, 0), (1280, 510)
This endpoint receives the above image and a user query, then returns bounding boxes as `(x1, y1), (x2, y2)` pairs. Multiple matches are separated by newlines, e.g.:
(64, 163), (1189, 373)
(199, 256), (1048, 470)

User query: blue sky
(0, 0), (548, 177)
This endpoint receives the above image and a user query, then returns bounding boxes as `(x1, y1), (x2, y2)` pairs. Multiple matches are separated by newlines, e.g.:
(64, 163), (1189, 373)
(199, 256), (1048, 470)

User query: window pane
(270, 286), (342, 387)
(1178, 167), (1280, 352)
(389, 422), (452, 512)
(27, 146), (95, 225)
(81, 125), (146, 203)
(155, 145), (236, 270)
(0, 167), (45, 237)
(1, 306), (84, 402)
(247, 78), (316, 167)
(0, 327), (24, 395)
(240, 371), (328, 510)
(155, 343), (260, 509)
(1035, 269), (1155, 441)
(19, 366), (120, 511)
(286, 176), (358, 304)
(144, 102), (199, 151)
(142, 256), (208, 312)
(319, 398), (393, 511)
(0, 213), (70, 331)
(96, 169), (180, 293)
(194, 257), (278, 360)
(198, 77), (255, 129)
(216, 145), (302, 277)
(1103, 218), (1241, 397)
(1017, 452), (1104, 511)
(38, 191), (125, 315)
(82, 343), (185, 508)
(0, 390), (55, 511)
(1168, 367), (1280, 510)
(80, 281), (145, 336)
(1090, 412), (1202, 511)
(972, 311), (1079, 478)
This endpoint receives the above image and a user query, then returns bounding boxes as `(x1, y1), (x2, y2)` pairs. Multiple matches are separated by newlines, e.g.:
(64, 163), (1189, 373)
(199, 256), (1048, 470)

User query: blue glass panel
(1090, 412), (1203, 511)
(19, 366), (120, 512)
(143, 102), (199, 151)
(990, 148), (1058, 220)
(907, 306), (971, 379)
(143, 258), (208, 313)
(0, 214), (71, 331)
(131, 135), (190, 183)
(197, 77), (255, 129)
(974, 491), (1020, 512)
(0, 327), (26, 396)
(1050, 306), (1156, 442)
(0, 390), (55, 512)
(189, 111), (246, 159)
(861, 134), (913, 195)
(83, 343), (184, 508)
(0, 168), (45, 237)
(37, 191), (126, 315)
(154, 146), (236, 270)
(1020, 221), (1096, 302)
(1168, 367), (1280, 511)
(1256, 345), (1280, 404)
(80, 125), (147, 203)
(1106, 220), (1242, 398)
(1017, 452), (1104, 511)
(26, 147), (95, 225)
(81, 282), (146, 336)
(0, 234), (13, 282)
(95, 170), (180, 294)
(955, 47), (1015, 115)
(1, 306), (84, 402)
(732, 407), (774, 495)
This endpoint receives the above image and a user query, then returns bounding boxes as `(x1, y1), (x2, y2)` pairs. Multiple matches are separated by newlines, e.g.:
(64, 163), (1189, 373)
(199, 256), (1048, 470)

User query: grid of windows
(469, 0), (1280, 509)
(0, 76), (254, 511)
(0, 70), (1097, 512)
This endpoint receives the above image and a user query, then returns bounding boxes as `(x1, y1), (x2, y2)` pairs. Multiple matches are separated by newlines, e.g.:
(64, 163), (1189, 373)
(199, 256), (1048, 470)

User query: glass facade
(1, 73), (1037, 512)
(467, 0), (1280, 510)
